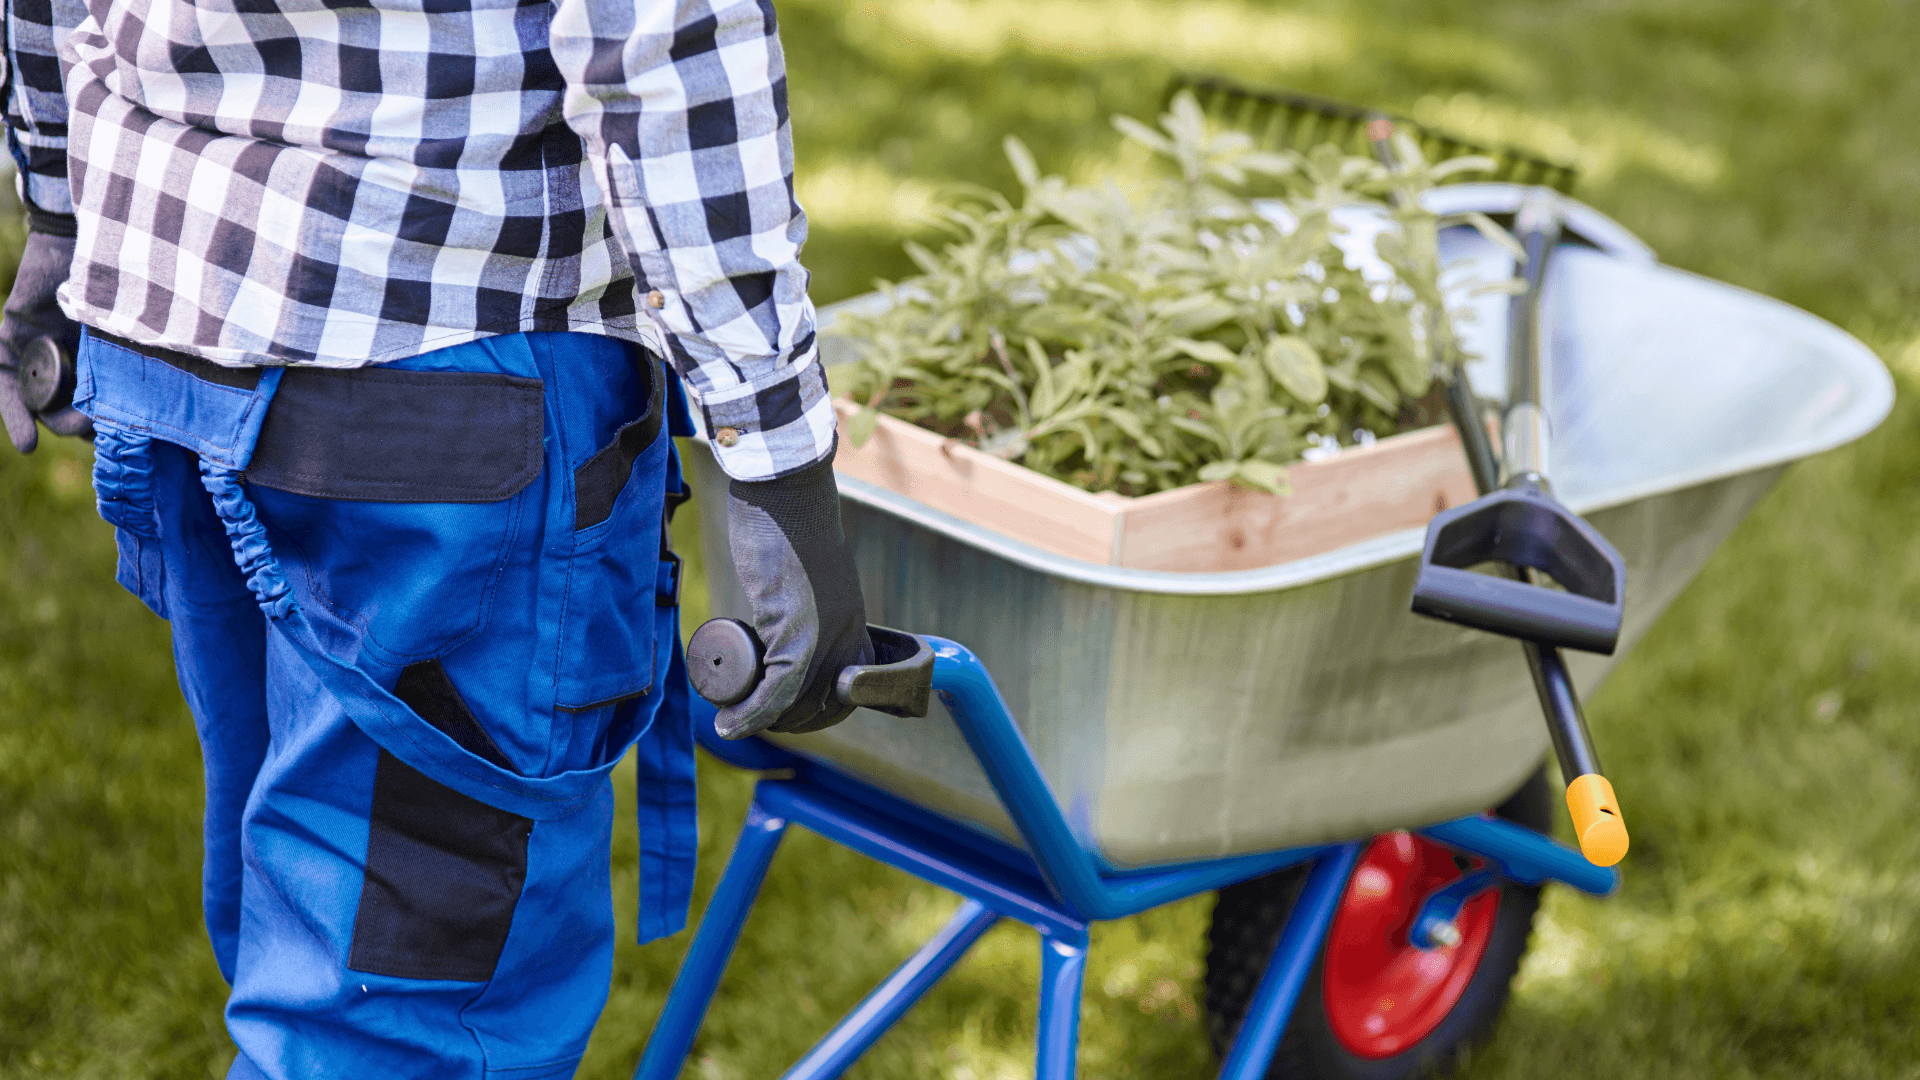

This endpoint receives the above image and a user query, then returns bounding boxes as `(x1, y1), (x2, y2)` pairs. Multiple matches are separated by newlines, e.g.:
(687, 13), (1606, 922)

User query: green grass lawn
(6, 0), (1920, 1076)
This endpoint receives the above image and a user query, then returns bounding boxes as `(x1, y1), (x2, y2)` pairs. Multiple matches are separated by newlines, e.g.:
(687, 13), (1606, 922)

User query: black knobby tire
(1202, 769), (1553, 1079)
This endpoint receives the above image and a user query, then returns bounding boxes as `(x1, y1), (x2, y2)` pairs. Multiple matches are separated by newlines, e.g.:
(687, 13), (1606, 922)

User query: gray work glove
(0, 212), (90, 453)
(716, 456), (874, 739)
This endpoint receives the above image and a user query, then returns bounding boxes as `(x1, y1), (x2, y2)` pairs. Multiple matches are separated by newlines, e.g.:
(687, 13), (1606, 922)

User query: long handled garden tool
(1182, 75), (1626, 864)
(1410, 185), (1631, 867)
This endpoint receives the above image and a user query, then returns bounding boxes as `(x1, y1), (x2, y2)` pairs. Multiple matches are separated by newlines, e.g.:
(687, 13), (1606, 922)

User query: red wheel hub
(1321, 831), (1499, 1059)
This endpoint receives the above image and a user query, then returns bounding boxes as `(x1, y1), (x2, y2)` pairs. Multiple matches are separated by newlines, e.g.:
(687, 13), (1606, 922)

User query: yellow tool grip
(1565, 774), (1628, 867)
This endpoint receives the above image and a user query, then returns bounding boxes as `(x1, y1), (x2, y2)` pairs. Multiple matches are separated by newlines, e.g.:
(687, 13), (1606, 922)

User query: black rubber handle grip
(16, 336), (75, 414)
(1410, 484), (1626, 655)
(1412, 565), (1621, 654)
(686, 618), (765, 707)
(686, 619), (934, 719)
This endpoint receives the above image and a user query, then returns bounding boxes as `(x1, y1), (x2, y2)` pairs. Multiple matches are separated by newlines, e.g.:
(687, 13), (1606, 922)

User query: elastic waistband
(74, 329), (281, 471)
(90, 330), (266, 390)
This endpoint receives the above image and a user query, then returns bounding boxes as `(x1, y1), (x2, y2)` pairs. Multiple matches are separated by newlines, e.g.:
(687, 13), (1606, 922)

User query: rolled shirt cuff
(675, 337), (839, 481)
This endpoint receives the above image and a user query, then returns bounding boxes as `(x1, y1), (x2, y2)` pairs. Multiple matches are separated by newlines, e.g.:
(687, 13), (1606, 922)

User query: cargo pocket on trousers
(349, 659), (532, 981)
(91, 426), (169, 619)
(553, 352), (668, 713)
(245, 367), (545, 662)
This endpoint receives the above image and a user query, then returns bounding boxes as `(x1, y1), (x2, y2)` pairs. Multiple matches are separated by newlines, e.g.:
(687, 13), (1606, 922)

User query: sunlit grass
(7, 0), (1920, 1077)
(794, 160), (940, 233)
(1408, 92), (1726, 187)
(819, 0), (1350, 73)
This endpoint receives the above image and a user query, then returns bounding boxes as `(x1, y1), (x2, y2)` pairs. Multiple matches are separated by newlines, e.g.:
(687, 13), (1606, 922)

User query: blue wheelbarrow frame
(632, 636), (1616, 1080)
(636, 178), (1898, 1077)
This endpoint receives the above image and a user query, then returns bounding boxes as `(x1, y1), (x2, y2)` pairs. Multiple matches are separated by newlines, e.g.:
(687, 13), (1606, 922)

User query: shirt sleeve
(550, 0), (837, 482)
(3, 0), (78, 216)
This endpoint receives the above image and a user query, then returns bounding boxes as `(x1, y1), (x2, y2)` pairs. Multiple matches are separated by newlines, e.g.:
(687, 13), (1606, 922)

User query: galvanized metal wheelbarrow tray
(634, 189), (1891, 1078)
(686, 189), (1892, 871)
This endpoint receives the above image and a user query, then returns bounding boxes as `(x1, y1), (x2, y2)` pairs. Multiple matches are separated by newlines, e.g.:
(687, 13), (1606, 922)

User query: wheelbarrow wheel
(1203, 768), (1553, 1079)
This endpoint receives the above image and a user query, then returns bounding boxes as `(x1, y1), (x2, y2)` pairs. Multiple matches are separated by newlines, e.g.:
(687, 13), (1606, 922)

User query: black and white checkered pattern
(2, 0), (835, 480)
(3, 0), (77, 216)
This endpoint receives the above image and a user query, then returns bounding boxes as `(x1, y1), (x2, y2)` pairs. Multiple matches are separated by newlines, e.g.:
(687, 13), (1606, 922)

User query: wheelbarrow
(634, 187), (1891, 1078)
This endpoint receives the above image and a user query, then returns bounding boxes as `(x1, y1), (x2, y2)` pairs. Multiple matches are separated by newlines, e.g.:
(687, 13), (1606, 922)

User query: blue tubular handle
(923, 637), (1118, 917)
(690, 624), (1324, 917)
(779, 900), (1001, 1080)
(927, 636), (1625, 910)
(691, 627), (1618, 912)
(1216, 845), (1363, 1080)
(1420, 814), (1618, 896)
(925, 637), (1332, 919)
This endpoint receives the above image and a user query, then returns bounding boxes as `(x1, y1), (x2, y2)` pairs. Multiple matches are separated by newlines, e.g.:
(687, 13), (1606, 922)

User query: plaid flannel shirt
(2, 0), (835, 480)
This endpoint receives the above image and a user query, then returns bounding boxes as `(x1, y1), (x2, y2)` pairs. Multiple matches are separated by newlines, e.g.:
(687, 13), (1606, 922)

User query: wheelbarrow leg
(634, 798), (791, 1080)
(780, 899), (1002, 1080)
(1035, 928), (1090, 1080)
(1216, 844), (1363, 1080)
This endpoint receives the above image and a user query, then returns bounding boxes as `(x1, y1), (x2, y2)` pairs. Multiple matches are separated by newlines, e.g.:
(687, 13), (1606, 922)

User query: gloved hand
(0, 211), (90, 453)
(716, 456), (874, 739)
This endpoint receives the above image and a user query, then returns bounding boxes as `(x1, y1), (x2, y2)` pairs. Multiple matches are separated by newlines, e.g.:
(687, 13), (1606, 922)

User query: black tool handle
(1503, 190), (1564, 486)
(1528, 643), (1602, 779)
(686, 619), (934, 719)
(1506, 194), (1562, 415)
(1413, 566), (1621, 655)
(1410, 484), (1626, 655)
(1425, 191), (1626, 865)
(1443, 374), (1501, 497)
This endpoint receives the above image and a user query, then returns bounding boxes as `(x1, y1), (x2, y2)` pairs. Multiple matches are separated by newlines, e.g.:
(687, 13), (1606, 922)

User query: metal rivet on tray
(646, 290), (666, 309)
(715, 427), (740, 447)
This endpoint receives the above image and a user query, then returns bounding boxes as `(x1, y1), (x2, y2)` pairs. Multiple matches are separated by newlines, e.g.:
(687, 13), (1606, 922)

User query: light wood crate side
(1113, 425), (1477, 571)
(831, 404), (1121, 563)
(831, 403), (1476, 571)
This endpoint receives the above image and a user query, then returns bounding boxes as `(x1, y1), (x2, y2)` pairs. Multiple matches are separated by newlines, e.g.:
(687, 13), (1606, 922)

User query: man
(0, 0), (872, 1075)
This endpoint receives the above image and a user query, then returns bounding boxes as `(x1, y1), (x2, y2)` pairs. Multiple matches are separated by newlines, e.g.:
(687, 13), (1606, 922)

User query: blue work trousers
(76, 329), (699, 1079)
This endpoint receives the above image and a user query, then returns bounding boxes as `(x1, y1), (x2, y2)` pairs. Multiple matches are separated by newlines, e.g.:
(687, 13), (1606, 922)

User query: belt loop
(655, 549), (682, 608)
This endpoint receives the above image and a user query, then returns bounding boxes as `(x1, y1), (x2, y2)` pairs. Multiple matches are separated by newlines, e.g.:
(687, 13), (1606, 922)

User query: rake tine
(1179, 75), (1579, 193)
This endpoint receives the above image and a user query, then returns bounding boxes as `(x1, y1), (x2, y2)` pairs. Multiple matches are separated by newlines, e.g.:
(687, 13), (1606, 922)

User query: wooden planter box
(832, 402), (1477, 572)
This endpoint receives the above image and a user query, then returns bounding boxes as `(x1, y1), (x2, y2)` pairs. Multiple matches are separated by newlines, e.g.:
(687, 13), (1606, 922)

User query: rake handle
(1432, 189), (1627, 868)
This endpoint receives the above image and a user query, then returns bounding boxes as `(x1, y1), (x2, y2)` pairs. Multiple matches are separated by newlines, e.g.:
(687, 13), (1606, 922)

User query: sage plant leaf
(835, 90), (1511, 498)
(847, 406), (881, 448)
(1263, 335), (1328, 405)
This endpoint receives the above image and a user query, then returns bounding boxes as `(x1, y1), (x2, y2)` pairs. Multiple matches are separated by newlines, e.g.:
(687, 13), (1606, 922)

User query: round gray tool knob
(687, 618), (765, 707)
(17, 336), (74, 414)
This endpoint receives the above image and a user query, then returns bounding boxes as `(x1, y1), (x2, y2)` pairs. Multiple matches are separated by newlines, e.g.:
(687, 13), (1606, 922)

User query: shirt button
(715, 427), (740, 447)
(646, 290), (666, 309)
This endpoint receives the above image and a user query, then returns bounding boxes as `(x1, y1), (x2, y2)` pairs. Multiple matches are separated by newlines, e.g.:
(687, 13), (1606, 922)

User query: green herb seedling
(840, 91), (1515, 498)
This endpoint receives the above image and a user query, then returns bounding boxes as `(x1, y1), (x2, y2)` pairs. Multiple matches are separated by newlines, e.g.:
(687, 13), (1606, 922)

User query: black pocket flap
(249, 367), (544, 503)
